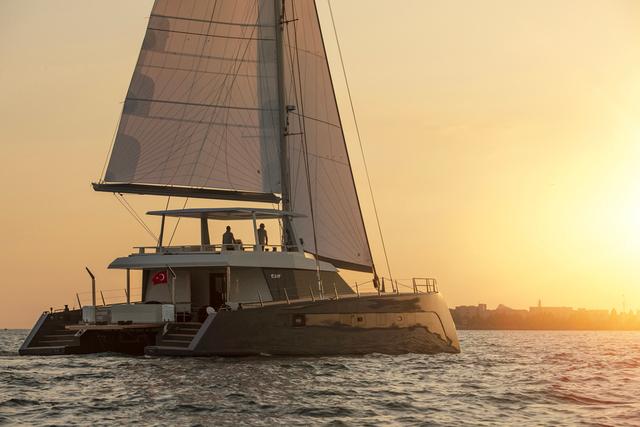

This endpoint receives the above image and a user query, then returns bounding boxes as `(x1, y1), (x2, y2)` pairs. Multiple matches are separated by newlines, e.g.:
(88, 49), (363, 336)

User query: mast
(275, 0), (296, 250)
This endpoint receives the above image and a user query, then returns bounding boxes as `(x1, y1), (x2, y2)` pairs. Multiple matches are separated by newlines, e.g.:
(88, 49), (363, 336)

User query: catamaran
(20, 0), (459, 356)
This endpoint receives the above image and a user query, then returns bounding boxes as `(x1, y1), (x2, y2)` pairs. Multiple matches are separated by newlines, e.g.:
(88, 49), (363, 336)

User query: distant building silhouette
(451, 303), (640, 330)
(529, 305), (573, 320)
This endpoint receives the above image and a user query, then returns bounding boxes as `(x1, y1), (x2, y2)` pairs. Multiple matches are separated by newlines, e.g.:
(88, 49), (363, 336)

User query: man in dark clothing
(222, 225), (236, 250)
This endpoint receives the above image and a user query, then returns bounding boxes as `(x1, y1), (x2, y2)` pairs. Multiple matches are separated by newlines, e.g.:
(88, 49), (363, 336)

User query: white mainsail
(102, 0), (281, 199)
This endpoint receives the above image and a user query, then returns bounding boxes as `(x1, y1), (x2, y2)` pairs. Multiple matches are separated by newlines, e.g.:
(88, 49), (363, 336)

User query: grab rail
(412, 278), (439, 294)
(68, 276), (441, 313)
(134, 244), (297, 254)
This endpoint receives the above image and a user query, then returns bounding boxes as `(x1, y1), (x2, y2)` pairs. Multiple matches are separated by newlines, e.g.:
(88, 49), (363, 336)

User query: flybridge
(146, 207), (305, 251)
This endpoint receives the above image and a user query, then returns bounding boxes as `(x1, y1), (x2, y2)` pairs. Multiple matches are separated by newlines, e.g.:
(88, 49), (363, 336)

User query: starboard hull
(148, 293), (460, 356)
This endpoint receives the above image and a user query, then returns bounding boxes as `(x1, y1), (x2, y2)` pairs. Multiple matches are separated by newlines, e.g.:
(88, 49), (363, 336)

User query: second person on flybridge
(222, 224), (269, 250)
(257, 223), (268, 250)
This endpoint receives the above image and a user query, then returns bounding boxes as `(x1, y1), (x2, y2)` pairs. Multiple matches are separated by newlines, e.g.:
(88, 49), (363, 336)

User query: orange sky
(1, 0), (639, 328)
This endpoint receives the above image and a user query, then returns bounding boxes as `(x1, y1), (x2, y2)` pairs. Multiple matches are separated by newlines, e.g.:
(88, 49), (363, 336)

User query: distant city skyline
(451, 302), (640, 330)
(460, 299), (637, 313)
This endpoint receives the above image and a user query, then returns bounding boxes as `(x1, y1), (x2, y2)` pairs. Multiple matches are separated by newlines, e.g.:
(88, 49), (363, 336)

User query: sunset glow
(1, 0), (640, 328)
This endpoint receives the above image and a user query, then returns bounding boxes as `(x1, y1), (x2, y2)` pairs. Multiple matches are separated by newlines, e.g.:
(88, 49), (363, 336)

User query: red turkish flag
(152, 271), (168, 285)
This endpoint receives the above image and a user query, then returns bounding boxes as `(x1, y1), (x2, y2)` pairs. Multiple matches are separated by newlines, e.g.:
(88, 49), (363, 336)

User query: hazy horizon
(2, 0), (639, 328)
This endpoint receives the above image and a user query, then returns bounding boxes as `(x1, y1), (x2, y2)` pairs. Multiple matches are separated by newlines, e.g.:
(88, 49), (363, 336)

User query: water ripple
(1, 330), (639, 425)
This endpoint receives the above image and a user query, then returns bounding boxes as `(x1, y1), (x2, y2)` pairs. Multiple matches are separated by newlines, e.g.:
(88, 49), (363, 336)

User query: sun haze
(1, 0), (639, 327)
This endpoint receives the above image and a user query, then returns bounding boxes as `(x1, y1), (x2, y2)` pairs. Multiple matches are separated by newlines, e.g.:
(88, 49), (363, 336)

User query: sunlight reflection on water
(1, 330), (639, 425)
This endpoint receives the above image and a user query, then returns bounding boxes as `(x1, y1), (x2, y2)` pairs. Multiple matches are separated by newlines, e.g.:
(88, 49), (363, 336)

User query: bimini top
(146, 208), (306, 221)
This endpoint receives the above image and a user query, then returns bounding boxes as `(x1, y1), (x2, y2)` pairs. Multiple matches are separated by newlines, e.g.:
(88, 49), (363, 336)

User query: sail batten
(146, 27), (275, 41)
(150, 13), (273, 28)
(126, 97), (278, 112)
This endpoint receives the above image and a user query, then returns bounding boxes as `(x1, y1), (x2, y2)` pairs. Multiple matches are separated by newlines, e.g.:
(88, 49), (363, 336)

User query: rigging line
(289, 111), (341, 128)
(327, 0), (393, 283)
(119, 194), (158, 239)
(113, 194), (158, 241)
(167, 198), (189, 246)
(160, 195), (172, 246)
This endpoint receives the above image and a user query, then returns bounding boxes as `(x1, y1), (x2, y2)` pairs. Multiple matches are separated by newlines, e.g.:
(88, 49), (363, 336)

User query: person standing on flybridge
(257, 223), (268, 250)
(222, 226), (236, 250)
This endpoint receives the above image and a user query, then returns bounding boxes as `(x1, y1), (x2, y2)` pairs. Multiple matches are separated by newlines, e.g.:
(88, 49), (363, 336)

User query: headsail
(98, 0), (282, 202)
(282, 1), (374, 273)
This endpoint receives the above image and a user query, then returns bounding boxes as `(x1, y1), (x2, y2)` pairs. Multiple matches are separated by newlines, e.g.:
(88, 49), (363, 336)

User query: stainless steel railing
(75, 288), (143, 308)
(412, 277), (439, 294)
(66, 276), (439, 313)
(134, 244), (298, 255)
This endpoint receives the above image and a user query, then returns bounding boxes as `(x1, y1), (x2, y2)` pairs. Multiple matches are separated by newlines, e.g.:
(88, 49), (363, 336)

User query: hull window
(292, 314), (306, 327)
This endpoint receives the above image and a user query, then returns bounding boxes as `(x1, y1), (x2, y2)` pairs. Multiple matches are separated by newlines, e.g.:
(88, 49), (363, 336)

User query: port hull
(18, 310), (161, 356)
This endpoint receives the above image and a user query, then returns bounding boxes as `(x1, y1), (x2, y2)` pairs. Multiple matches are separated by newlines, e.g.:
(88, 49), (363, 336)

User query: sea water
(0, 330), (638, 425)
